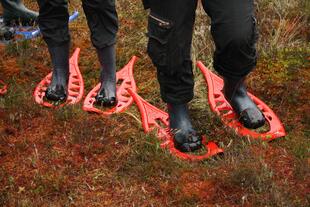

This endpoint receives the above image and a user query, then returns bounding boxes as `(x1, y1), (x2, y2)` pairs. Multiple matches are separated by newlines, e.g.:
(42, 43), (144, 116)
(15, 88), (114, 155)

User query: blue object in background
(14, 11), (79, 40)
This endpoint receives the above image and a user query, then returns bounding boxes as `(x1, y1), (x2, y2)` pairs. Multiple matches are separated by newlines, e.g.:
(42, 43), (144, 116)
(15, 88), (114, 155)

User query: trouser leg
(37, 0), (70, 47)
(146, 0), (198, 104)
(202, 0), (258, 79)
(82, 0), (118, 49)
(142, 0), (150, 9)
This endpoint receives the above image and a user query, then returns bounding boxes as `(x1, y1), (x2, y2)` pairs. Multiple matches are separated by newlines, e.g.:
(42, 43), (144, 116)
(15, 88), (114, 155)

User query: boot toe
(1, 26), (15, 40)
(95, 93), (117, 107)
(45, 87), (67, 102)
(174, 131), (202, 152)
(240, 108), (266, 129)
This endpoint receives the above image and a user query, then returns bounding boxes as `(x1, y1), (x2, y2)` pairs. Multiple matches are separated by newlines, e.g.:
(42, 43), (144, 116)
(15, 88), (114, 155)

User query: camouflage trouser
(37, 0), (118, 49)
(144, 0), (258, 104)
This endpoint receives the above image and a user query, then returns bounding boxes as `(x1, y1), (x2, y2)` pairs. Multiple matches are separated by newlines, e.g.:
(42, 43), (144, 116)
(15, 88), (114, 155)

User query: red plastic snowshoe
(0, 80), (8, 95)
(83, 56), (137, 116)
(197, 61), (286, 141)
(127, 88), (224, 161)
(33, 48), (84, 108)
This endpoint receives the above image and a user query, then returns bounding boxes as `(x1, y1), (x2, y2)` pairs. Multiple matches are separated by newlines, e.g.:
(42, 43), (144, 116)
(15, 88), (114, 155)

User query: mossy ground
(0, 0), (309, 206)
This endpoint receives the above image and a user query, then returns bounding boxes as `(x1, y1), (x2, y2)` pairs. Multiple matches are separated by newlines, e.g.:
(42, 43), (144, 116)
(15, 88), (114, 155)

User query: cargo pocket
(147, 12), (173, 67)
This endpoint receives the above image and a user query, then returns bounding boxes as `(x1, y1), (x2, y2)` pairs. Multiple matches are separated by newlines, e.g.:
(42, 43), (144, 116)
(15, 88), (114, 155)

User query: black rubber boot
(95, 45), (117, 107)
(223, 77), (265, 129)
(0, 23), (15, 40)
(45, 43), (70, 102)
(1, 0), (38, 26)
(168, 103), (202, 152)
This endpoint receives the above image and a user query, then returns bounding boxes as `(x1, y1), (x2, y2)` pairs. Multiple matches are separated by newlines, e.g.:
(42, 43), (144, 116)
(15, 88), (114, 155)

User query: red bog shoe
(0, 80), (8, 95)
(197, 61), (286, 141)
(127, 88), (223, 161)
(83, 56), (137, 116)
(33, 48), (84, 108)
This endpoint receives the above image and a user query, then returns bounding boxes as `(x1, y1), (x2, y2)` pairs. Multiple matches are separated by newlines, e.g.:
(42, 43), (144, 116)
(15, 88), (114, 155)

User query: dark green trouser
(37, 0), (118, 48)
(144, 0), (258, 104)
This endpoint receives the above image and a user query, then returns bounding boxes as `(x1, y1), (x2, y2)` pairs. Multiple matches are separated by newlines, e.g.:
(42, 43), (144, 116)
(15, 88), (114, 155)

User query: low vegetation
(0, 0), (309, 206)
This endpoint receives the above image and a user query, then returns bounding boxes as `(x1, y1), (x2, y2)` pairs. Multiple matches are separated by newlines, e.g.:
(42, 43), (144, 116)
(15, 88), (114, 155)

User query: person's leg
(146, 0), (201, 152)
(95, 44), (117, 106)
(202, 0), (265, 129)
(82, 0), (118, 106)
(37, 0), (70, 101)
(142, 0), (150, 9)
(1, 0), (38, 25)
